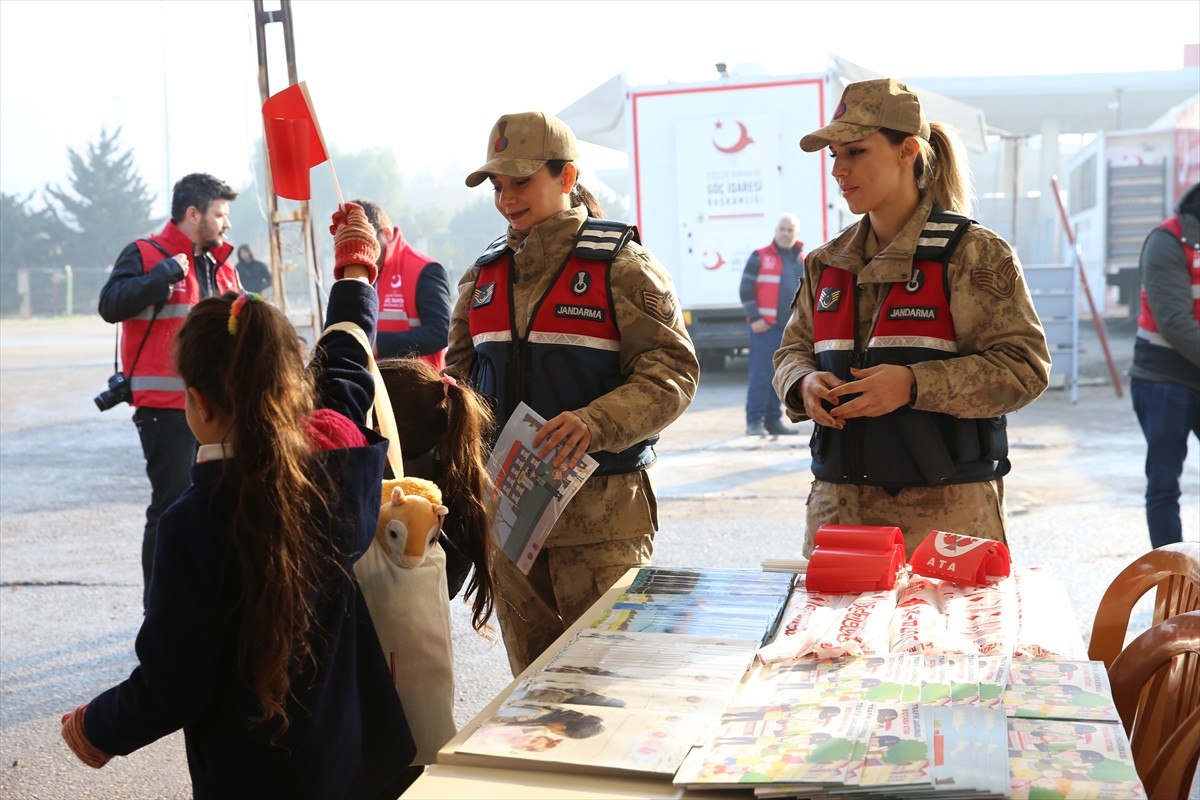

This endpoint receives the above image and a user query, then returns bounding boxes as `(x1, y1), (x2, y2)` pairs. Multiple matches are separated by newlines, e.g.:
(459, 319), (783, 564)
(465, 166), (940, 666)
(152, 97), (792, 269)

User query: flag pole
(298, 82), (343, 208)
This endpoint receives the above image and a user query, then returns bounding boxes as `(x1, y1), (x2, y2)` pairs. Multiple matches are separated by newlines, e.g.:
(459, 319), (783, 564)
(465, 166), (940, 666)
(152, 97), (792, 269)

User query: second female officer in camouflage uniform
(447, 111), (699, 675)
(774, 79), (1051, 559)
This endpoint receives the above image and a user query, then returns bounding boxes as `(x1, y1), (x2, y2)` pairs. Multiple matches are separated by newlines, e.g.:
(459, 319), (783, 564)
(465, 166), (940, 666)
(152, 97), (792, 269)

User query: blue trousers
(1131, 378), (1200, 548)
(133, 407), (196, 609)
(746, 323), (784, 424)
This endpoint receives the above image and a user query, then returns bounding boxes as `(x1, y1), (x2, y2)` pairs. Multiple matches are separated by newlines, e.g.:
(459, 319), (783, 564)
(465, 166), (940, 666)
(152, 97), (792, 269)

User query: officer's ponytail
(547, 160), (605, 218)
(882, 123), (973, 216)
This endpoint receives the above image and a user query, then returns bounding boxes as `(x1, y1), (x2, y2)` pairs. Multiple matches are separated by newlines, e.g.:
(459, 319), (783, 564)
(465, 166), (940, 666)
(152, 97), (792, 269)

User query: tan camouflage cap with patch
(800, 78), (930, 152)
(465, 111), (579, 187)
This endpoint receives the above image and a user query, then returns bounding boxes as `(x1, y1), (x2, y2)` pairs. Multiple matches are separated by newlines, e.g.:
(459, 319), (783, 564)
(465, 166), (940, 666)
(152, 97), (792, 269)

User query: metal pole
(1049, 175), (1124, 398)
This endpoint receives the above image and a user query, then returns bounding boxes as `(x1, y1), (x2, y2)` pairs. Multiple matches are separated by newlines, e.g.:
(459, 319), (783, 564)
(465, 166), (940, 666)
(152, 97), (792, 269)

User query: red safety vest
(754, 243), (784, 325)
(378, 229), (445, 371)
(1137, 216), (1200, 348)
(123, 222), (237, 409)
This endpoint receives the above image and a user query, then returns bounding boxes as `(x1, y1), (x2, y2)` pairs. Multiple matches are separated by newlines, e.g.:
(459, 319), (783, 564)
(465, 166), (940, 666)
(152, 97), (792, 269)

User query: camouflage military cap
(800, 78), (930, 152)
(465, 111), (579, 187)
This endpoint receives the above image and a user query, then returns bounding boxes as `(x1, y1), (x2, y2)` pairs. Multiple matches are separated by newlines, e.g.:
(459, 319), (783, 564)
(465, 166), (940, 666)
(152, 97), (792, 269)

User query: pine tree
(46, 127), (156, 269)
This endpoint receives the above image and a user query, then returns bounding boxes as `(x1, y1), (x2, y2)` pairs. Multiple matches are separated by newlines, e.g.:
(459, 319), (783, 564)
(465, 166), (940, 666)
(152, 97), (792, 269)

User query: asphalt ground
(1, 312), (1196, 798)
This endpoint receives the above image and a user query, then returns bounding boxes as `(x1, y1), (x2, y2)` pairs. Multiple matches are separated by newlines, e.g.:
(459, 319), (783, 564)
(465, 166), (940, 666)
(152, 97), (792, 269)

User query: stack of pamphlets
(586, 567), (796, 645)
(450, 567), (794, 777)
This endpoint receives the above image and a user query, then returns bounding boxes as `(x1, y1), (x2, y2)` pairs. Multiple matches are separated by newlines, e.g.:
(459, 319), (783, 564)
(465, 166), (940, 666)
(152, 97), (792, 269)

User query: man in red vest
(739, 213), (804, 437)
(1129, 181), (1200, 548)
(352, 198), (450, 370)
(97, 173), (240, 608)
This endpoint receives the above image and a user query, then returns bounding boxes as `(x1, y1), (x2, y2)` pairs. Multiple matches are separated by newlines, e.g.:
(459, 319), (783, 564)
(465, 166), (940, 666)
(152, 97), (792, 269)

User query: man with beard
(98, 173), (240, 608)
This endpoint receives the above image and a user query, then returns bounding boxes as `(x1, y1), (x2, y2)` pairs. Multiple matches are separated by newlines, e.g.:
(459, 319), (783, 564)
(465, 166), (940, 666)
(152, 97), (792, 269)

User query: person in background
(447, 111), (699, 675)
(62, 204), (417, 798)
(98, 173), (240, 609)
(235, 244), (272, 295)
(352, 198), (452, 369)
(740, 213), (804, 437)
(773, 78), (1051, 558)
(1129, 181), (1200, 548)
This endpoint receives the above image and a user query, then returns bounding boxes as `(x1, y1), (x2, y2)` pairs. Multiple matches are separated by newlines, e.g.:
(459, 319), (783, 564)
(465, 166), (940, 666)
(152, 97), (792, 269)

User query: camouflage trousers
(803, 477), (1007, 559)
(493, 470), (658, 677)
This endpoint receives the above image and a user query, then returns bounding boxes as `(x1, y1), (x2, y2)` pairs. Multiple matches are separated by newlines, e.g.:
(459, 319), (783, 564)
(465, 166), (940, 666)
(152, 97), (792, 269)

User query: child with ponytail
(377, 356), (497, 634)
(60, 204), (417, 799)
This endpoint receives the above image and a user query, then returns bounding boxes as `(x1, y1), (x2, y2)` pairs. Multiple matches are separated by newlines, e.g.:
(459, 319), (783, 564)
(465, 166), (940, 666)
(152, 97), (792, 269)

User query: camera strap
(117, 238), (178, 381)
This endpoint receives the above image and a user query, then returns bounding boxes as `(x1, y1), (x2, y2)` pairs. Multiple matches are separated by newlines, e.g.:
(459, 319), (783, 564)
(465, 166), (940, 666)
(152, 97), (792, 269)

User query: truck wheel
(699, 350), (726, 373)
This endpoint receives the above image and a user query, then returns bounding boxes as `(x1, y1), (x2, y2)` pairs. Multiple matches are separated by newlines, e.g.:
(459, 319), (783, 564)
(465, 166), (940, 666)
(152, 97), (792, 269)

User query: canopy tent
(556, 55), (991, 156)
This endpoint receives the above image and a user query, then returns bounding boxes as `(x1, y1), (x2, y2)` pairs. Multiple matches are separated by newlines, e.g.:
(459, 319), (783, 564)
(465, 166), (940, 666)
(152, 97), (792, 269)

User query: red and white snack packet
(757, 585), (847, 663)
(1011, 566), (1087, 658)
(938, 575), (1018, 656)
(889, 575), (946, 654)
(811, 586), (899, 659)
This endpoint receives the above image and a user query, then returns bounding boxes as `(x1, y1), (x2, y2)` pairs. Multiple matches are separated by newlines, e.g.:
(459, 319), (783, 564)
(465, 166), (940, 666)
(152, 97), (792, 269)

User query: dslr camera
(94, 372), (132, 411)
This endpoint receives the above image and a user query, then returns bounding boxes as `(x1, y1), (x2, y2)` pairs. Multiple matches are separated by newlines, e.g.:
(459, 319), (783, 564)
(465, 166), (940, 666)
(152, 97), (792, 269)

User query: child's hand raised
(331, 202), (379, 283)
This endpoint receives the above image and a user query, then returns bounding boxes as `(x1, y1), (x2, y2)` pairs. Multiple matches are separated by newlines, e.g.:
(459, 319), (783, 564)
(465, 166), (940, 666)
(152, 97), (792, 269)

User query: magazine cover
(453, 700), (705, 776)
(672, 700), (877, 788)
(484, 402), (597, 573)
(1002, 660), (1120, 722)
(541, 629), (759, 687)
(1007, 718), (1147, 799)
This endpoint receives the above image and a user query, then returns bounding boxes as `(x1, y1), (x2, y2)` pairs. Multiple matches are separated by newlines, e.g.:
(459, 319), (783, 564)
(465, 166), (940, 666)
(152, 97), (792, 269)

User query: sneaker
(746, 420), (766, 437)
(764, 420), (799, 436)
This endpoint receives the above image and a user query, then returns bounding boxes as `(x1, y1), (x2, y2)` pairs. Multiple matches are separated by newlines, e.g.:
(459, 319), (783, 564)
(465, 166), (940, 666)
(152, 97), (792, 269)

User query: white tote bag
(319, 322), (456, 765)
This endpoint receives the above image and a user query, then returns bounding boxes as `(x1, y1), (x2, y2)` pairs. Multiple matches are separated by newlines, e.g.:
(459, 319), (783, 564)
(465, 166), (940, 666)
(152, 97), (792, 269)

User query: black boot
(765, 419), (799, 436)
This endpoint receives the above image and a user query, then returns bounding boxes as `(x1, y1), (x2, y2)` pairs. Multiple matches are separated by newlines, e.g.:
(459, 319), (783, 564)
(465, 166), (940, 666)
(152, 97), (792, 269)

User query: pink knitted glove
(330, 202), (379, 283)
(60, 704), (112, 769)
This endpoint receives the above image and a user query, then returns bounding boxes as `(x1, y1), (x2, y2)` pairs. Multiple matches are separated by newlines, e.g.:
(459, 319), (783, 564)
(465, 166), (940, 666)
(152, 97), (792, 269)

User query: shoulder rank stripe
(474, 234), (510, 266)
(913, 208), (972, 261)
(574, 218), (640, 261)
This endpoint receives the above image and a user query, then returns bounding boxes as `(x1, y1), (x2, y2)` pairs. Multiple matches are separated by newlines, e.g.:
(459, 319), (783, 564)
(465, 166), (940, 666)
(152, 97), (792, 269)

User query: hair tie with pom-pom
(227, 292), (264, 335)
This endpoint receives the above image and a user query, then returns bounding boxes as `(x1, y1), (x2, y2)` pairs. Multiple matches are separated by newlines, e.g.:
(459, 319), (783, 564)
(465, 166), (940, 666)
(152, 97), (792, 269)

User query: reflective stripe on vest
(122, 225), (237, 409)
(1137, 215), (1200, 349)
(808, 209), (1008, 488)
(378, 230), (446, 370)
(754, 244), (784, 324)
(467, 221), (655, 475)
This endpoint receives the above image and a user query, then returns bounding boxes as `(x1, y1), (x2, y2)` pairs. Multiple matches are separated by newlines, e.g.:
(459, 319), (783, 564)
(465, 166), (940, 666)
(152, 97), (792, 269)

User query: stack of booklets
(672, 655), (1146, 799)
(586, 567), (797, 644)
(450, 567), (794, 777)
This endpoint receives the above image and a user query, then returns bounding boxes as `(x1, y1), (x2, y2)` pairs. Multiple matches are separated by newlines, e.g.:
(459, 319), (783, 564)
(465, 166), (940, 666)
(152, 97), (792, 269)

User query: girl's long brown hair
(174, 292), (335, 738)
(377, 357), (497, 634)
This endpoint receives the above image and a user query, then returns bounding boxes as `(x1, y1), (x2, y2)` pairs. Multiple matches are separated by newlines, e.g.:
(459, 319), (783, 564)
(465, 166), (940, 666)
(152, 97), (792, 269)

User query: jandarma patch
(472, 282), (496, 307)
(554, 304), (605, 322)
(887, 306), (937, 320)
(817, 287), (842, 311)
(642, 290), (677, 322)
(972, 261), (1018, 299)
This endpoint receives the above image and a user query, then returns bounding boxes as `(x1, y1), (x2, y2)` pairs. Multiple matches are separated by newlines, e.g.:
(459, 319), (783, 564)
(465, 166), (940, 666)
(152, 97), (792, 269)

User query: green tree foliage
(0, 192), (67, 271)
(45, 127), (156, 269)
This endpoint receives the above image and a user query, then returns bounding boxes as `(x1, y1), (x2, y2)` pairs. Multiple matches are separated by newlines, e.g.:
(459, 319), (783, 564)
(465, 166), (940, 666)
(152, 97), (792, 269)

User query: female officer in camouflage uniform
(447, 111), (698, 675)
(773, 79), (1051, 559)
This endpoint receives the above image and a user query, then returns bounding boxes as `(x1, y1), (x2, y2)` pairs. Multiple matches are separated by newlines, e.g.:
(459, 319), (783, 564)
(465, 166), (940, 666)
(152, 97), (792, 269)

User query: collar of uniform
(508, 205), (586, 264)
(196, 442), (234, 463)
(855, 193), (937, 284)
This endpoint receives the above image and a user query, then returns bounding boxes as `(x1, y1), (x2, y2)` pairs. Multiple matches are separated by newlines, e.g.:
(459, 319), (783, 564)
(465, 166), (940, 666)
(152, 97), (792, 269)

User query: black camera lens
(94, 373), (131, 412)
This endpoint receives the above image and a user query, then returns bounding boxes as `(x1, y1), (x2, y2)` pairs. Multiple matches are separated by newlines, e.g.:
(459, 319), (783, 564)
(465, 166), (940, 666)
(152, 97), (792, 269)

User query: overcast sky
(2, 0), (1197, 216)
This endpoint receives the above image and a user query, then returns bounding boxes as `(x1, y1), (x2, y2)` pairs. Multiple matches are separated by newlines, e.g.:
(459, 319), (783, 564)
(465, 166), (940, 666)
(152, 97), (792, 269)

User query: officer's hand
(532, 411), (592, 469)
(799, 371), (846, 429)
(172, 253), (189, 280)
(750, 319), (771, 334)
(828, 365), (913, 420)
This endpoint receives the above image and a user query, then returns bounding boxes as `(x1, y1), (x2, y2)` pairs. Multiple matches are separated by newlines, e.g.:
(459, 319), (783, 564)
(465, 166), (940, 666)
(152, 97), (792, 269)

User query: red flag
(262, 82), (328, 201)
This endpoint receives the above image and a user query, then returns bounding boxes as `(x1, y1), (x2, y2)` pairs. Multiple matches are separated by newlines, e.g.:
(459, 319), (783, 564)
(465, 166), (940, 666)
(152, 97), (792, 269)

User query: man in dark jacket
(97, 173), (240, 607)
(1129, 181), (1200, 548)
(739, 213), (803, 437)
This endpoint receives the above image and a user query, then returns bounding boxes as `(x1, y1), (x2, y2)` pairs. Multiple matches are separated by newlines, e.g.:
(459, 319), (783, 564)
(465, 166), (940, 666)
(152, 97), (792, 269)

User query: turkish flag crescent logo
(263, 82), (330, 201)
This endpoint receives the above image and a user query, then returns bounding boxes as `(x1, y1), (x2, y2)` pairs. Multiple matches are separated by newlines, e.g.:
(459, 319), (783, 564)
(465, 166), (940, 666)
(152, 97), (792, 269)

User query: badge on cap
(494, 121), (509, 154)
(833, 101), (847, 121)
